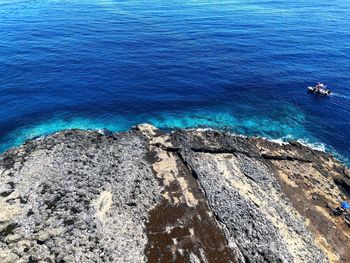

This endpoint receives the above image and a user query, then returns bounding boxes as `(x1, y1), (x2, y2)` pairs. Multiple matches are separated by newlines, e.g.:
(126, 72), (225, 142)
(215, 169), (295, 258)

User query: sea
(0, 0), (349, 164)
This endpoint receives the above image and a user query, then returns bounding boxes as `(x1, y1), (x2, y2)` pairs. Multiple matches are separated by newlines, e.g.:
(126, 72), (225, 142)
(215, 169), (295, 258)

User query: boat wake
(331, 93), (350, 100)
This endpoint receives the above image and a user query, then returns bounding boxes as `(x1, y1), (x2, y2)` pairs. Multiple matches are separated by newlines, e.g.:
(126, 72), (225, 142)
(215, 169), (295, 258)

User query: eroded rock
(0, 125), (349, 263)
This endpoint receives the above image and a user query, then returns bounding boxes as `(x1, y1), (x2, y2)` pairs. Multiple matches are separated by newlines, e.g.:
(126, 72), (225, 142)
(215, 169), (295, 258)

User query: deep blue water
(1, 0), (350, 163)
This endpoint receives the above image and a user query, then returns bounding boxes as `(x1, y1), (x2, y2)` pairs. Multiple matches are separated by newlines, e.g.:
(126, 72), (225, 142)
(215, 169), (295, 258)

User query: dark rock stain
(145, 147), (237, 263)
(0, 190), (14, 197)
(334, 178), (350, 198)
(1, 154), (16, 170)
(0, 223), (18, 241)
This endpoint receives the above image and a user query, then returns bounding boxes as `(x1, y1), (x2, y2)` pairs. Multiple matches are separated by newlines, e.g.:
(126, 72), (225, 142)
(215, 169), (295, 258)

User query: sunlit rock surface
(0, 125), (349, 263)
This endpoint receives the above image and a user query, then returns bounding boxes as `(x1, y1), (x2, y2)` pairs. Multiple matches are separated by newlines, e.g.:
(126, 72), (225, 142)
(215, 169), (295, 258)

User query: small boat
(308, 83), (331, 96)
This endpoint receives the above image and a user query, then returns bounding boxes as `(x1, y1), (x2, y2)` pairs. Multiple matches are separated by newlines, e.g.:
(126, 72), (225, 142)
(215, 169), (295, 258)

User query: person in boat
(315, 82), (326, 92)
(315, 82), (321, 90)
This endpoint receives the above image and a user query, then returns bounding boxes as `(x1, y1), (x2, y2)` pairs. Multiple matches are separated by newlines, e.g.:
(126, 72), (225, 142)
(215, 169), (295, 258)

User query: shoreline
(1, 124), (348, 168)
(1, 124), (349, 262)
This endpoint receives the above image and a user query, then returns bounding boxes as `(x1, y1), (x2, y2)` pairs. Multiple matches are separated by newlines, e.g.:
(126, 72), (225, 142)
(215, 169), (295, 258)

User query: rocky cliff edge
(0, 124), (349, 263)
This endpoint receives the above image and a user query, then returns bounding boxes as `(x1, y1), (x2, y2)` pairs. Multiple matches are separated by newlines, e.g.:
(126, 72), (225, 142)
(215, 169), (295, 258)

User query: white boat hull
(308, 86), (331, 96)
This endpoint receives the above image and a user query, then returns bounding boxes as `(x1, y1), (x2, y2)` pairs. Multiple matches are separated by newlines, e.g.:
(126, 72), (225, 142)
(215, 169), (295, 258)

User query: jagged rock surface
(0, 125), (349, 263)
(0, 130), (161, 263)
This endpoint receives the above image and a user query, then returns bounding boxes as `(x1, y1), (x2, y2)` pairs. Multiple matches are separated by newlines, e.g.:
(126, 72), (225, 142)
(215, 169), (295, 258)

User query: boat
(308, 83), (331, 96)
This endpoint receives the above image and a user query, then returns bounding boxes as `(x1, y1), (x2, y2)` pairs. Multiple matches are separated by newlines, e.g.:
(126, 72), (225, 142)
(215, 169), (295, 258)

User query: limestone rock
(0, 125), (349, 262)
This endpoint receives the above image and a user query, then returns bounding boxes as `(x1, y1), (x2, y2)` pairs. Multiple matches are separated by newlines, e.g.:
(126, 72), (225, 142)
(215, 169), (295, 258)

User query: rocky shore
(0, 124), (349, 263)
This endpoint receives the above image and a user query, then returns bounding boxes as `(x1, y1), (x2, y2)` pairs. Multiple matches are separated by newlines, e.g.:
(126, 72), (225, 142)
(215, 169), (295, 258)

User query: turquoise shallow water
(0, 0), (350, 164)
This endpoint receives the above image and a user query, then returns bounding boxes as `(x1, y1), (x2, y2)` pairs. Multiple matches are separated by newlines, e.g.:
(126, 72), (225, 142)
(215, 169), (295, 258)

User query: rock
(0, 250), (18, 263)
(345, 215), (350, 227)
(0, 125), (349, 262)
(5, 233), (21, 243)
(98, 128), (113, 136)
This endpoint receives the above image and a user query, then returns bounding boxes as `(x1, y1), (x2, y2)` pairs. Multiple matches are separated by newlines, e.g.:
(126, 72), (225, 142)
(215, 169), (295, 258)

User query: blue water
(1, 0), (350, 163)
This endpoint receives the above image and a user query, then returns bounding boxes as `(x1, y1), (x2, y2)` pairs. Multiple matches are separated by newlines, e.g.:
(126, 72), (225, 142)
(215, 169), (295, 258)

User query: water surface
(0, 0), (349, 163)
